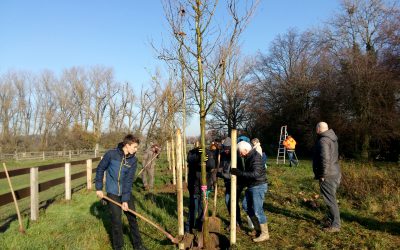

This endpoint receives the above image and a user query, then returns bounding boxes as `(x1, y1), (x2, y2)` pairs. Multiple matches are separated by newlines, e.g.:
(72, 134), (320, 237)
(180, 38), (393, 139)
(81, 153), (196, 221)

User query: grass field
(1, 155), (399, 249)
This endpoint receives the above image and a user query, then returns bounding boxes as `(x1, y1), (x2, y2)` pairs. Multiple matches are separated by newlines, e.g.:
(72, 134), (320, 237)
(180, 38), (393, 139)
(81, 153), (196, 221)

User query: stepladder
(276, 125), (288, 164)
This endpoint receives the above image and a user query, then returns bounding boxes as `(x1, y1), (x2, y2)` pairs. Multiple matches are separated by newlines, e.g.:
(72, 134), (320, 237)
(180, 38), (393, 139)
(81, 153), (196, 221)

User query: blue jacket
(95, 143), (138, 202)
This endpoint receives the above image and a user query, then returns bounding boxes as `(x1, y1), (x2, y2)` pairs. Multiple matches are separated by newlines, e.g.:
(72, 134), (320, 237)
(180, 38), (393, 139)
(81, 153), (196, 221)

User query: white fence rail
(0, 149), (105, 161)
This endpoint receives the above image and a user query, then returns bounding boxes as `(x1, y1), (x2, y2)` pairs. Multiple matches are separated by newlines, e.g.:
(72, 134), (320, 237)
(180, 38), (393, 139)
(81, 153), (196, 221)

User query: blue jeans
(287, 150), (298, 166)
(244, 183), (268, 224)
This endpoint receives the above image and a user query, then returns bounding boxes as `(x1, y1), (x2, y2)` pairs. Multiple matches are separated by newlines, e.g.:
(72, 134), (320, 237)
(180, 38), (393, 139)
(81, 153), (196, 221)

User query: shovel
(208, 182), (221, 233)
(101, 195), (180, 244)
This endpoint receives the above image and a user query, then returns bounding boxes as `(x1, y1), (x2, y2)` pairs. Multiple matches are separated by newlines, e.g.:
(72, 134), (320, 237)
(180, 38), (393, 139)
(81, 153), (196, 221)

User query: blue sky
(0, 0), (340, 136)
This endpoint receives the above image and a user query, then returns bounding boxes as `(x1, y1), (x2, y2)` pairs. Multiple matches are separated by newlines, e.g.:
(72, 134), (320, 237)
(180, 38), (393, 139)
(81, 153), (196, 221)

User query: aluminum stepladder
(276, 125), (288, 164)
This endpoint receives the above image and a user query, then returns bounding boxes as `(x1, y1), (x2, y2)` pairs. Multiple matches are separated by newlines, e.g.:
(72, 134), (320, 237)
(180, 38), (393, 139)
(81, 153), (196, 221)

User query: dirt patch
(182, 232), (229, 249)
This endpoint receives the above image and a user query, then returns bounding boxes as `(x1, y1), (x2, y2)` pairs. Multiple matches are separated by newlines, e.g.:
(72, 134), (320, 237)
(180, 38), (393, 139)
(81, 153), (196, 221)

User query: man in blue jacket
(95, 134), (146, 250)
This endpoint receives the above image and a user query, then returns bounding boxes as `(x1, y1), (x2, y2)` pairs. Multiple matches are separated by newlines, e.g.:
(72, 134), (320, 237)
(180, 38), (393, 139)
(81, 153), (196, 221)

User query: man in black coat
(231, 141), (269, 242)
(185, 143), (217, 233)
(313, 122), (341, 232)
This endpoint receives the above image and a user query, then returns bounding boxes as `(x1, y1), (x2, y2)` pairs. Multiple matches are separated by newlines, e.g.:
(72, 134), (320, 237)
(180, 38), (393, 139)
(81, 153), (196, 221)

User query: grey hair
(237, 141), (252, 152)
(316, 122), (329, 133)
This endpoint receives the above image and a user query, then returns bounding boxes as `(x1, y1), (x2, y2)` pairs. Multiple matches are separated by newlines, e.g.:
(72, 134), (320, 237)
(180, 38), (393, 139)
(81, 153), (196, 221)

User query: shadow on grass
(133, 194), (180, 247)
(90, 200), (149, 248)
(0, 183), (87, 233)
(341, 211), (400, 236)
(90, 201), (112, 242)
(266, 202), (320, 224)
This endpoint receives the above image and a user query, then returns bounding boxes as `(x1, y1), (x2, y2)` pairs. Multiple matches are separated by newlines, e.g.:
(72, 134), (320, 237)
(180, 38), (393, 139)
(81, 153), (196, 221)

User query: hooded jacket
(95, 143), (138, 202)
(313, 129), (341, 179)
(235, 148), (267, 188)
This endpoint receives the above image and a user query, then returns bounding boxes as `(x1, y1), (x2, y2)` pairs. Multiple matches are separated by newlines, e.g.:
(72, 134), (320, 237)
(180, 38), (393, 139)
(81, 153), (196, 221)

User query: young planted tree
(162, 0), (259, 245)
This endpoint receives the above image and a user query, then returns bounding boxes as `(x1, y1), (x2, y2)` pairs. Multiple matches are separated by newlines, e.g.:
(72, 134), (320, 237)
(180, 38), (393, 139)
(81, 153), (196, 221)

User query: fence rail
(0, 149), (105, 161)
(0, 157), (101, 220)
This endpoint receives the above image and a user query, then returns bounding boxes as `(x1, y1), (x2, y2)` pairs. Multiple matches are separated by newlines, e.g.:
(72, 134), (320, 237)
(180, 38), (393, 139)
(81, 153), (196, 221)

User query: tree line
(209, 0), (400, 161)
(0, 0), (398, 161)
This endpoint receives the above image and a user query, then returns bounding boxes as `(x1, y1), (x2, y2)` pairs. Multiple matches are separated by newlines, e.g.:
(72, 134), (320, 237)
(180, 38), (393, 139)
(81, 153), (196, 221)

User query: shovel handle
(101, 195), (178, 244)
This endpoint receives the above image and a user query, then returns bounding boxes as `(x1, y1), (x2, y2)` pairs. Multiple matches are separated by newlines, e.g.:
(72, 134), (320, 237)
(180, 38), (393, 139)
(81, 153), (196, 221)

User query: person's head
(251, 138), (260, 147)
(237, 141), (252, 157)
(316, 122), (329, 134)
(151, 144), (160, 153)
(210, 144), (217, 151)
(122, 134), (140, 155)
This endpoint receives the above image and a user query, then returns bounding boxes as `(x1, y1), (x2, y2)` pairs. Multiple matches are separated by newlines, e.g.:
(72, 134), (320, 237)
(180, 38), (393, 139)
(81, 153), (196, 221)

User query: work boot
(248, 216), (261, 238)
(253, 223), (270, 242)
(323, 226), (340, 233)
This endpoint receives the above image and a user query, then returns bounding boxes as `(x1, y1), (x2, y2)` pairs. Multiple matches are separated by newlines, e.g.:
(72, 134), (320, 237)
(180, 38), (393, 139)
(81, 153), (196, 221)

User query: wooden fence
(0, 149), (105, 161)
(0, 157), (101, 221)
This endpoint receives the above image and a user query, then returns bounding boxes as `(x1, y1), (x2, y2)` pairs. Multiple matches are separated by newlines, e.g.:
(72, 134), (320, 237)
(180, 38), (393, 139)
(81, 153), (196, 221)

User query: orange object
(283, 136), (296, 150)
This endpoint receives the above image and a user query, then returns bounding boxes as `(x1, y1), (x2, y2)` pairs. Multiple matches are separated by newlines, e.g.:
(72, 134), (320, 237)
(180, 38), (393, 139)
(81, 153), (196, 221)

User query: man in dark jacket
(217, 137), (243, 229)
(185, 143), (217, 233)
(313, 122), (341, 232)
(231, 141), (269, 242)
(95, 134), (146, 250)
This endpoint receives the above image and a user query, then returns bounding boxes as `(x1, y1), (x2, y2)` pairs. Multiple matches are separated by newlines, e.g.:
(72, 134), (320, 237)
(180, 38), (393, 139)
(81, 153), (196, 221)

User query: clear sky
(0, 0), (341, 136)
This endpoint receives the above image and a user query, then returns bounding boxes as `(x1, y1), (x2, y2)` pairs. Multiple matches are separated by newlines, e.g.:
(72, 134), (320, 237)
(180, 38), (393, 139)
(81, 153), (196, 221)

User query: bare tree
(162, 0), (259, 243)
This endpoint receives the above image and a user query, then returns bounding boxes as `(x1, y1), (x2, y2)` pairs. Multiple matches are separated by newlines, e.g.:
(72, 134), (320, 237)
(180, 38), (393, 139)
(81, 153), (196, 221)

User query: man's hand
(96, 190), (104, 199)
(230, 168), (241, 176)
(121, 202), (129, 211)
(197, 148), (209, 161)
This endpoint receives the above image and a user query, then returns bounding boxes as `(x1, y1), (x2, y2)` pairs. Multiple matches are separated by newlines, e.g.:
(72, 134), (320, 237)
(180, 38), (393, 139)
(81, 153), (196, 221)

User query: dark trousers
(224, 181), (243, 225)
(185, 191), (203, 232)
(287, 150), (298, 166)
(107, 193), (143, 250)
(319, 176), (341, 228)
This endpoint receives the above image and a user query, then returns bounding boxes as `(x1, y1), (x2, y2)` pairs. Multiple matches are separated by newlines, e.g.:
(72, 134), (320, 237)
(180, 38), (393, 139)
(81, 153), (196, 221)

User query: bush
(339, 161), (400, 220)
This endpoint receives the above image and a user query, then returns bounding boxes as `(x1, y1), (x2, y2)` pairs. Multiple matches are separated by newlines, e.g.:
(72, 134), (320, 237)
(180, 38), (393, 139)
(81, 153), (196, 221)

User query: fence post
(65, 163), (71, 200)
(167, 141), (171, 170)
(175, 129), (184, 250)
(30, 167), (39, 221)
(69, 150), (72, 160)
(86, 159), (92, 190)
(42, 151), (45, 161)
(171, 137), (176, 185)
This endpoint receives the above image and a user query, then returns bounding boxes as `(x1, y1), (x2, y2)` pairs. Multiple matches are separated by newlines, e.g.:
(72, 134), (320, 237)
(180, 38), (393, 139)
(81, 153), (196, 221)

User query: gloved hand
(198, 148), (208, 161)
(230, 168), (241, 176)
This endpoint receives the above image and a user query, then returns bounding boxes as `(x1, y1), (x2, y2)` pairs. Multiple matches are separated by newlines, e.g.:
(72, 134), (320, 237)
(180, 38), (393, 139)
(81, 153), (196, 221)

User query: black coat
(313, 129), (341, 179)
(236, 148), (267, 188)
(187, 148), (217, 194)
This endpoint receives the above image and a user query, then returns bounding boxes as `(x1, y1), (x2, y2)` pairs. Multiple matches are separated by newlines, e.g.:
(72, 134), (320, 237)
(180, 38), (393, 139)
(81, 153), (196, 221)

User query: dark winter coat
(313, 129), (341, 179)
(95, 143), (138, 202)
(236, 148), (267, 188)
(187, 148), (217, 195)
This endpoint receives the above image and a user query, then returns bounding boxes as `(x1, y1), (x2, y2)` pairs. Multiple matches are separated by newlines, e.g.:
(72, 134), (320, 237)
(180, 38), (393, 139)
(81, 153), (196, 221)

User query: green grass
(1, 155), (399, 249)
(0, 159), (100, 222)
